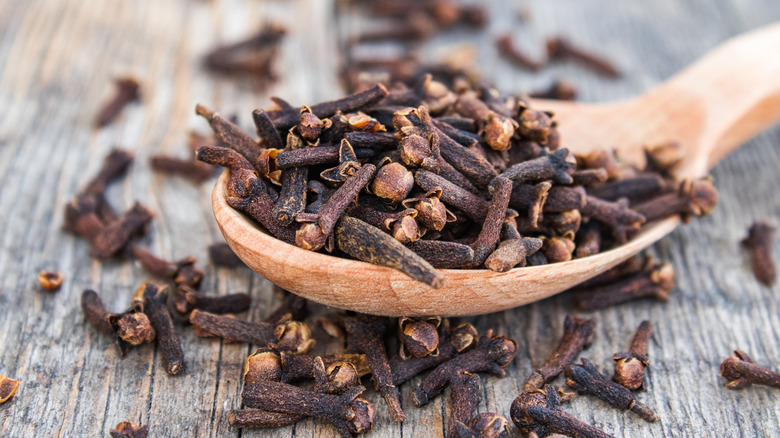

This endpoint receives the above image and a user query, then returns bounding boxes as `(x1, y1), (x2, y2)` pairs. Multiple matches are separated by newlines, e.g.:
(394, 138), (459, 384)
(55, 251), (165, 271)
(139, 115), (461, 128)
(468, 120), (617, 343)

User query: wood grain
(1, 0), (779, 437)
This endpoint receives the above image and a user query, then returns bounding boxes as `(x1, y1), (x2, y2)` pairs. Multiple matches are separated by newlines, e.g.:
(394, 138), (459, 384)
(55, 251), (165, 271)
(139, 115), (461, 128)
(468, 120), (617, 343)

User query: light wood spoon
(212, 23), (780, 316)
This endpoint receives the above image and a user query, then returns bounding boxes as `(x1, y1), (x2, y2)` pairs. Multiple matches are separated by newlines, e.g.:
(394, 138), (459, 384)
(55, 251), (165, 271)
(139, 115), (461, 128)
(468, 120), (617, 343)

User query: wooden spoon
(213, 23), (780, 316)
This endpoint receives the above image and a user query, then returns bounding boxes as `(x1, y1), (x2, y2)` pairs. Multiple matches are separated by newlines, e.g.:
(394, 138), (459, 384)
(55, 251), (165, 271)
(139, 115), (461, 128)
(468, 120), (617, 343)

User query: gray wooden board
(1, 0), (779, 436)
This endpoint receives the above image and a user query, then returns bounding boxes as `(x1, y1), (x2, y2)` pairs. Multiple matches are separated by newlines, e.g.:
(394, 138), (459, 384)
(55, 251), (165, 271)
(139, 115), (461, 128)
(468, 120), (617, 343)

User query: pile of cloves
(195, 78), (718, 286)
(512, 316), (658, 438)
(228, 310), (516, 437)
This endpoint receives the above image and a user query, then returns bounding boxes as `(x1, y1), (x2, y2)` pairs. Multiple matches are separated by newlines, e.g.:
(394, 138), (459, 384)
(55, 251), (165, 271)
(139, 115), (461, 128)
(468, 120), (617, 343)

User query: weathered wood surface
(1, 0), (780, 437)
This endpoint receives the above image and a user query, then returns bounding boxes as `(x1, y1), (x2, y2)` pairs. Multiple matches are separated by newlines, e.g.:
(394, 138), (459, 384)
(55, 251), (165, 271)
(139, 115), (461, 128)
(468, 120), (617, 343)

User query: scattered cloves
(137, 283), (185, 375)
(0, 375), (20, 404)
(572, 260), (675, 311)
(546, 37), (620, 78)
(109, 421), (148, 438)
(511, 385), (615, 438)
(413, 330), (516, 406)
(495, 34), (543, 71)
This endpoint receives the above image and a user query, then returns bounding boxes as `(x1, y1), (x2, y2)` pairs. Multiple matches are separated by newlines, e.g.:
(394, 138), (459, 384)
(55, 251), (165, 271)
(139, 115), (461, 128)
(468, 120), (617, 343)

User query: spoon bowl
(213, 23), (780, 316)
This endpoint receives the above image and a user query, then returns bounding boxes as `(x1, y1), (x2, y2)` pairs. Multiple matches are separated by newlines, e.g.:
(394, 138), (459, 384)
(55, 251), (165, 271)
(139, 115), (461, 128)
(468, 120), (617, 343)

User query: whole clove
(274, 133), (309, 226)
(174, 285), (251, 316)
(572, 261), (675, 311)
(137, 283), (185, 375)
(413, 330), (517, 406)
(190, 309), (315, 354)
(81, 290), (115, 336)
(90, 202), (154, 259)
(408, 240), (475, 269)
(524, 315), (596, 392)
(511, 385), (615, 438)
(415, 170), (487, 222)
(335, 216), (445, 288)
(742, 221), (776, 286)
(37, 270), (64, 292)
(447, 371), (482, 438)
(204, 24), (286, 89)
(279, 352), (371, 383)
(530, 80), (578, 101)
(0, 375), (20, 404)
(95, 76), (141, 127)
(468, 177), (512, 267)
(484, 237), (542, 272)
(344, 315), (405, 422)
(109, 422), (148, 438)
(632, 178), (718, 223)
(495, 34), (543, 71)
(241, 383), (374, 437)
(546, 37), (621, 78)
(720, 350), (780, 389)
(565, 358), (659, 421)
(195, 104), (264, 170)
(613, 320), (653, 390)
(399, 316), (441, 359)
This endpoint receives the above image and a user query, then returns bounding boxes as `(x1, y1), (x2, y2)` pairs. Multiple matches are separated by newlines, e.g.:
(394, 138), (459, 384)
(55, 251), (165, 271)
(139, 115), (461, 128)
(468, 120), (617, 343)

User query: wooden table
(1, 0), (780, 436)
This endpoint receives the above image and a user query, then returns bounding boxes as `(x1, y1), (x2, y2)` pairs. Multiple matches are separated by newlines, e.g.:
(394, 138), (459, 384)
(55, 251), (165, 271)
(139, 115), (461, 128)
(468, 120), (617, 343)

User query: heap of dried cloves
(229, 310), (516, 437)
(195, 77), (718, 286)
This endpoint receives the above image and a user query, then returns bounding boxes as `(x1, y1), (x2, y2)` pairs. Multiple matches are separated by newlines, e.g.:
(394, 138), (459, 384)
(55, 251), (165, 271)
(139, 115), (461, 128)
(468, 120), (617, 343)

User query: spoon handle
(645, 22), (780, 176)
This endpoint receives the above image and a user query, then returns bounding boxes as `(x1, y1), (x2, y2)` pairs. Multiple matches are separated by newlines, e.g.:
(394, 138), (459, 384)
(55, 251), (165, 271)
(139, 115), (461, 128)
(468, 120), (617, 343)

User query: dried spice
(95, 76), (141, 127)
(131, 246), (203, 288)
(572, 260), (675, 311)
(495, 34), (543, 71)
(452, 412), (510, 438)
(109, 421), (148, 438)
(391, 322), (479, 386)
(720, 350), (780, 389)
(613, 320), (653, 390)
(241, 383), (374, 437)
(278, 352), (370, 383)
(524, 315), (595, 392)
(399, 316), (441, 359)
(742, 221), (777, 286)
(90, 202), (154, 259)
(335, 216), (445, 287)
(190, 309), (315, 354)
(413, 330), (517, 406)
(37, 270), (64, 292)
(447, 371), (482, 438)
(344, 315), (405, 422)
(530, 80), (578, 101)
(546, 37), (620, 78)
(511, 385), (615, 438)
(565, 358), (659, 421)
(203, 24), (286, 89)
(0, 375), (20, 404)
(204, 78), (717, 283)
(137, 283), (185, 375)
(173, 285), (251, 317)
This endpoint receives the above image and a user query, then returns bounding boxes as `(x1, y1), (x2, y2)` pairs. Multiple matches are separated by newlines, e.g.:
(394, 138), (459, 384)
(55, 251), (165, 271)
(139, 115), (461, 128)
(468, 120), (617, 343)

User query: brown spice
(524, 315), (595, 392)
(565, 358), (658, 421)
(721, 350), (780, 389)
(0, 375), (20, 404)
(495, 34), (543, 71)
(109, 421), (148, 438)
(413, 330), (517, 406)
(511, 386), (615, 438)
(742, 221), (777, 286)
(95, 77), (141, 127)
(37, 271), (64, 292)
(613, 320), (653, 390)
(573, 261), (675, 311)
(447, 371), (482, 438)
(546, 37), (621, 78)
(399, 316), (441, 359)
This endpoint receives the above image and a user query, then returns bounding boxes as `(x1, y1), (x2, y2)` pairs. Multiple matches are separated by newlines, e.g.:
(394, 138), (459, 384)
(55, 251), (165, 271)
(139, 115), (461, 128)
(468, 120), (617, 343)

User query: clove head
(371, 161), (414, 205)
(516, 106), (553, 144)
(298, 106), (325, 141)
(347, 397), (376, 434)
(613, 354), (648, 391)
(244, 348), (282, 383)
(275, 321), (316, 354)
(399, 134), (432, 167)
(403, 189), (454, 232)
(483, 112), (517, 152)
(326, 362), (361, 393)
(400, 317), (441, 358)
(463, 412), (511, 438)
(113, 312), (156, 346)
